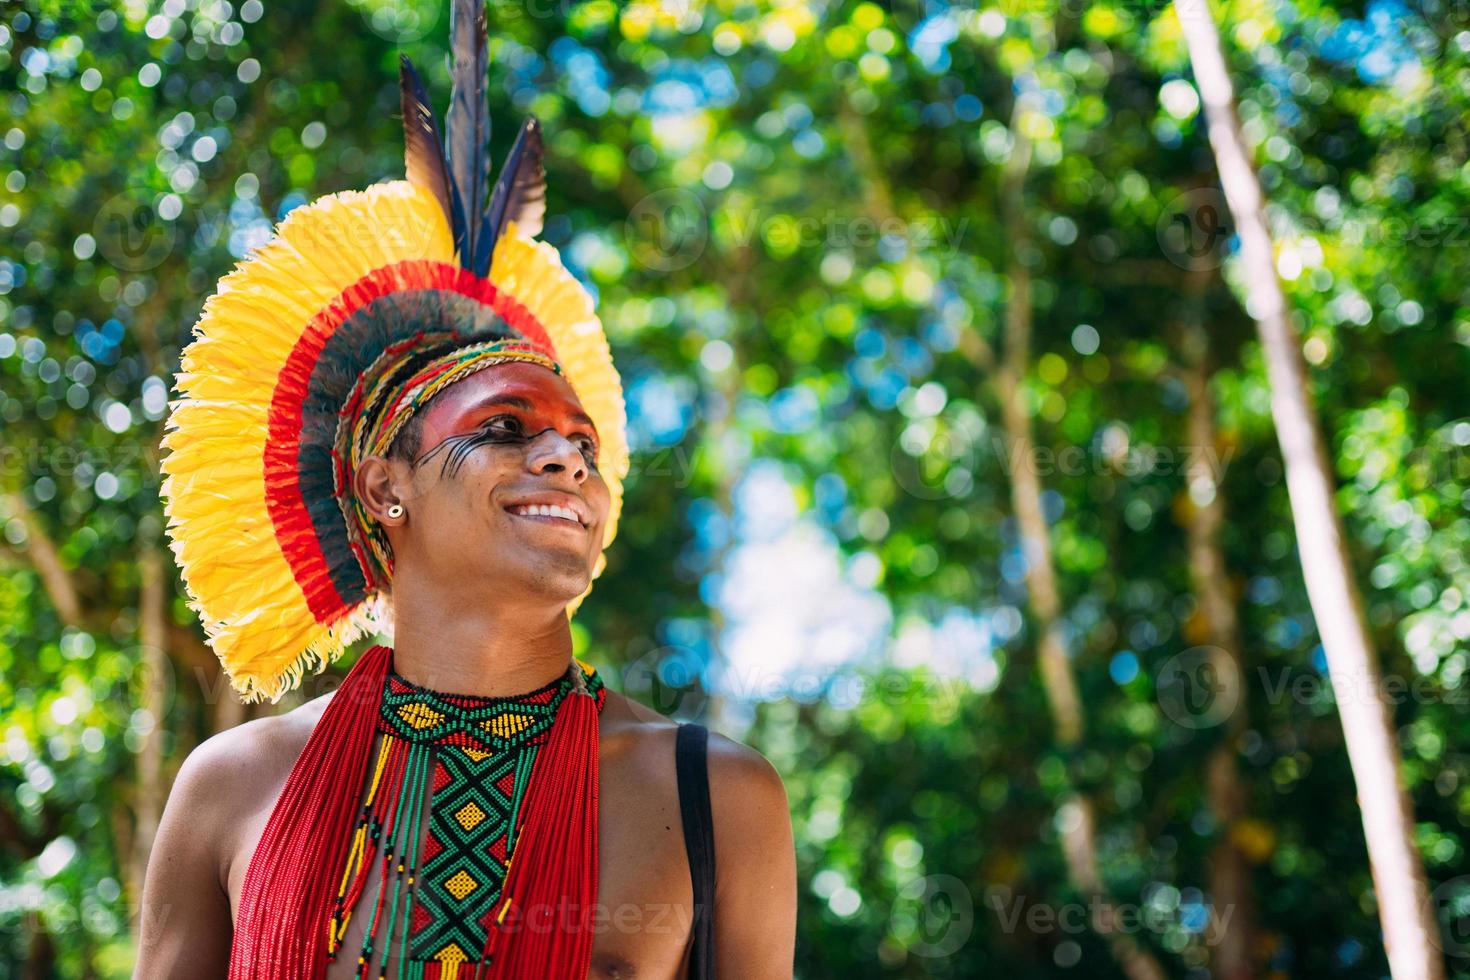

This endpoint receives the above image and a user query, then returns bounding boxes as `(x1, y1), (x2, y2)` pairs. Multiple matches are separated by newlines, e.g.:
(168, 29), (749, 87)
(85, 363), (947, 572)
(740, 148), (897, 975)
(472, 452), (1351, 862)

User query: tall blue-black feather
(398, 55), (464, 254)
(478, 116), (546, 277)
(446, 0), (489, 272)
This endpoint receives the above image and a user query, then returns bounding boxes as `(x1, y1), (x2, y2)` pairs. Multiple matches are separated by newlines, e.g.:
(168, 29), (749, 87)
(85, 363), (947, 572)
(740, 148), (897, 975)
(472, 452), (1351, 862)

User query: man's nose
(526, 429), (589, 480)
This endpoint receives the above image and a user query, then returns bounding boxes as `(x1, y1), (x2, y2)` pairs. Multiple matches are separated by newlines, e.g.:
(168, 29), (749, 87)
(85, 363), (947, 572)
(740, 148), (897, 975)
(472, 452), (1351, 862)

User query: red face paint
(412, 360), (600, 467)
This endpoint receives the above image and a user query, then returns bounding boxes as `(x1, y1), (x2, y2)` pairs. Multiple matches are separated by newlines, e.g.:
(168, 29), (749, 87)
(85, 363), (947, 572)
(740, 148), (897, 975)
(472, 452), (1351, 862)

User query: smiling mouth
(504, 504), (588, 531)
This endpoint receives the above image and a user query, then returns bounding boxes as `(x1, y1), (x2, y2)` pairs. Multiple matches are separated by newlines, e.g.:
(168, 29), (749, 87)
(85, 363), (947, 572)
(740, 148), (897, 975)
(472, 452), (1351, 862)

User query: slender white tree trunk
(1175, 4), (1445, 977)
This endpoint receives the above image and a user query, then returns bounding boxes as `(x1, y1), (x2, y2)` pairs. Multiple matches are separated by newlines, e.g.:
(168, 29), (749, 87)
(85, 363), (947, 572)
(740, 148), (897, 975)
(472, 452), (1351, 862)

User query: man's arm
(706, 734), (798, 977)
(133, 732), (237, 977)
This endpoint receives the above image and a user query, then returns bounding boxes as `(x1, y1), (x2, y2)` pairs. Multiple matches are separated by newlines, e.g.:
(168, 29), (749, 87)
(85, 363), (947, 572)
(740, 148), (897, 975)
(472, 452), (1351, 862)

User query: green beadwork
(331, 661), (605, 978)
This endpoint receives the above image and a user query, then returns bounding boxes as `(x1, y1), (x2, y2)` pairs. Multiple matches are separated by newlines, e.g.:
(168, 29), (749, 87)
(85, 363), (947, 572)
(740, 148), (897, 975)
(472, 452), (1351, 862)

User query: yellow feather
(161, 182), (450, 702)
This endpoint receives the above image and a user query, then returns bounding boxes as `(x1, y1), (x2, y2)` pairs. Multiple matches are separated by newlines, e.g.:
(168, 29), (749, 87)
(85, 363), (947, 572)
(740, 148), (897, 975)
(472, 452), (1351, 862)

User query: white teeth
(511, 503), (582, 525)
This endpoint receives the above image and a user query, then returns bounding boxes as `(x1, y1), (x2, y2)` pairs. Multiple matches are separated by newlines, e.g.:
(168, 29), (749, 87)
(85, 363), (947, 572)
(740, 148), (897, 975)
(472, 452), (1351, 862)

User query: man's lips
(503, 501), (588, 531)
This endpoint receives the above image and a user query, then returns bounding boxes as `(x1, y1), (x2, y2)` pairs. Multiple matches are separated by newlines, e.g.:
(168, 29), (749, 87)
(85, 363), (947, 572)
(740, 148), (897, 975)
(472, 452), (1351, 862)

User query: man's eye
(483, 414), (522, 434)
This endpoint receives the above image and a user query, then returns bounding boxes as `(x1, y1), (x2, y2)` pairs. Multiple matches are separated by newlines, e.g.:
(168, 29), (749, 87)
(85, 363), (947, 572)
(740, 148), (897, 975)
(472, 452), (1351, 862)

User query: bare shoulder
(597, 691), (789, 831)
(596, 690), (787, 805)
(168, 691), (334, 885)
(135, 692), (336, 975)
(182, 691), (331, 793)
(596, 689), (681, 771)
(204, 693), (327, 757)
(602, 705), (793, 977)
(703, 730), (793, 886)
(704, 729), (788, 804)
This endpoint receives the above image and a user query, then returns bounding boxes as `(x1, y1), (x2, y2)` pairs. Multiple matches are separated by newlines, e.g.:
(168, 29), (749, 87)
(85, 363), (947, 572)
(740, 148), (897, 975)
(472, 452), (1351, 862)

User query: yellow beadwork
(444, 870), (479, 900)
(454, 802), (487, 831)
(437, 943), (469, 980)
(397, 701), (445, 730)
(482, 712), (533, 739)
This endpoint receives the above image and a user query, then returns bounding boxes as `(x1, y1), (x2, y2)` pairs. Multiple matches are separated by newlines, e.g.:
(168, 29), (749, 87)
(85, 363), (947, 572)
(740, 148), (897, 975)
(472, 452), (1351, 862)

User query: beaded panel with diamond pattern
(325, 661), (606, 980)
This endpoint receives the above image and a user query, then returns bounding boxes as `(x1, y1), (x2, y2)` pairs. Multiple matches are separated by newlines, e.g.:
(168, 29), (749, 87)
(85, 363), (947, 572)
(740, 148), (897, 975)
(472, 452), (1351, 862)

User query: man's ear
(355, 454), (409, 526)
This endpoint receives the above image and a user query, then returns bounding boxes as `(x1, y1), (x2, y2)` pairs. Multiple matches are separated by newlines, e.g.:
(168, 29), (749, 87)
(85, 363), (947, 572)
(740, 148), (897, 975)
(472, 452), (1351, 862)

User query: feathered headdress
(160, 2), (629, 704)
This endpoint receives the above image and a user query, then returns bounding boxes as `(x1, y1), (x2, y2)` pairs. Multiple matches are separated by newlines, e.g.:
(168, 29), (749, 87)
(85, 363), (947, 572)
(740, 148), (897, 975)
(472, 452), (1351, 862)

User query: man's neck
(385, 576), (576, 698)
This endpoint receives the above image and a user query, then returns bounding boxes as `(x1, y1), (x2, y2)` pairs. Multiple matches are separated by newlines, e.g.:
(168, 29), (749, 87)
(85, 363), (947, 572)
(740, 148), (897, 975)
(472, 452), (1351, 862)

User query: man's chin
(470, 558), (592, 605)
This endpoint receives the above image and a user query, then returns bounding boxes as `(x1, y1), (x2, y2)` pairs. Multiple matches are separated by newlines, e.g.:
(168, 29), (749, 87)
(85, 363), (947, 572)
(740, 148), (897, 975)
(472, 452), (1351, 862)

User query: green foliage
(1, 0), (1467, 977)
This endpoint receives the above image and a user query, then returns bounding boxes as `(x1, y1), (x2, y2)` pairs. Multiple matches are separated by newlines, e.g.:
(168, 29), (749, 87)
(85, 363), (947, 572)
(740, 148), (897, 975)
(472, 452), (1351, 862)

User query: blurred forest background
(2, 0), (1469, 977)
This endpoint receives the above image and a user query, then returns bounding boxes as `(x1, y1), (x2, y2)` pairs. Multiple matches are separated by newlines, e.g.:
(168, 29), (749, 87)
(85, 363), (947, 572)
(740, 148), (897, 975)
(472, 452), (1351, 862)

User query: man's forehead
(418, 361), (593, 429)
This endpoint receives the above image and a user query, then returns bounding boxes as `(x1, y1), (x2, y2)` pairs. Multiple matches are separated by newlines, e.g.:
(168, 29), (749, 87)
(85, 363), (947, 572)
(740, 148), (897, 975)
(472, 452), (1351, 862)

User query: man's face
(384, 360), (611, 607)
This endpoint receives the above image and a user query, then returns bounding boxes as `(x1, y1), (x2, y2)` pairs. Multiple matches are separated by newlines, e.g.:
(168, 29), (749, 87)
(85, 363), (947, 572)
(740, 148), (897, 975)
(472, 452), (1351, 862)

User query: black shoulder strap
(675, 722), (716, 979)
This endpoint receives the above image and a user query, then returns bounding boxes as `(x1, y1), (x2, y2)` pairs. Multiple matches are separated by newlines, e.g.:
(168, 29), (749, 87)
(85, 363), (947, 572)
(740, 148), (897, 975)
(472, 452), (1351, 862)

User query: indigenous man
(134, 7), (797, 978)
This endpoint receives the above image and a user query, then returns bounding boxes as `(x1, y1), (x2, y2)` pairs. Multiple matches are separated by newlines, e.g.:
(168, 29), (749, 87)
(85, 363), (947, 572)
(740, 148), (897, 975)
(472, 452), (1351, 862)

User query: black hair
(386, 410), (426, 465)
(374, 341), (461, 467)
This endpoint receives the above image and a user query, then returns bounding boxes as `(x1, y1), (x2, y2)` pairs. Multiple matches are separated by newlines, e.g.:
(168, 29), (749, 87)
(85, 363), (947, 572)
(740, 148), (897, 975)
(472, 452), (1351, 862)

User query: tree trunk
(128, 542), (168, 921)
(213, 682), (247, 732)
(2, 491), (83, 629)
(21, 911), (55, 980)
(1175, 4), (1445, 977)
(997, 66), (1167, 980)
(1179, 272), (1257, 980)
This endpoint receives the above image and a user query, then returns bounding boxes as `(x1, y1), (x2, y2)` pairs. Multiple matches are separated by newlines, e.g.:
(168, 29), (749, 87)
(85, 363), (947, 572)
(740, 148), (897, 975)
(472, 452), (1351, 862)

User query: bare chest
(225, 733), (695, 980)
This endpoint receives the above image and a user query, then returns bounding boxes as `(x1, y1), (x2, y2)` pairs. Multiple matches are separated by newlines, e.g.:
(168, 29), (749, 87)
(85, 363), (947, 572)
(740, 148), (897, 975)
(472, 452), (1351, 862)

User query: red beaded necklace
(228, 644), (606, 978)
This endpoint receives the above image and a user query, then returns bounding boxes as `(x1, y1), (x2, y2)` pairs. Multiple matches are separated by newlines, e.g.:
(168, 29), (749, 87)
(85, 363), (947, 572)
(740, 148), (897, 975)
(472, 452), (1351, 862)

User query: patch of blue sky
(1316, 0), (1421, 84)
(549, 37), (612, 116)
(713, 501), (895, 703)
(645, 58), (739, 114)
(891, 335), (935, 379)
(687, 496), (732, 553)
(891, 606), (1002, 693)
(909, 8), (959, 75)
(813, 472), (849, 525)
(626, 371), (696, 449)
(768, 384), (821, 434)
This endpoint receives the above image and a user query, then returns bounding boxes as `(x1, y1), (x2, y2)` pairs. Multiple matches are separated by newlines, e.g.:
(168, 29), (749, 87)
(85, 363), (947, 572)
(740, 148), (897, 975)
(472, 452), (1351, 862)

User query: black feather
(479, 116), (546, 277)
(398, 55), (463, 250)
(447, 0), (490, 272)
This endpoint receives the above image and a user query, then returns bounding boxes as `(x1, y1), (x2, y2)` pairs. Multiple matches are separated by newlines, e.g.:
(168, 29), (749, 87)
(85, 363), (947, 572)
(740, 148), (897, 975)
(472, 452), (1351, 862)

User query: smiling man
(134, 11), (795, 978)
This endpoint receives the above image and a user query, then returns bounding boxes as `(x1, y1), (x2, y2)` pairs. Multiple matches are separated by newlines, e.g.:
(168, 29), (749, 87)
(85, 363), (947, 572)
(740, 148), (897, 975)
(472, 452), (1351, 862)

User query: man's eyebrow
(467, 394), (599, 436)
